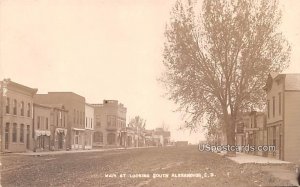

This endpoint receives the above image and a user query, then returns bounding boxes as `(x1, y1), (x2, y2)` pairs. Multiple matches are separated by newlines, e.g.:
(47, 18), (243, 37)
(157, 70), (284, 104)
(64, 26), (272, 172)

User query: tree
(128, 116), (146, 131)
(161, 0), (290, 155)
(161, 121), (170, 131)
(128, 116), (146, 147)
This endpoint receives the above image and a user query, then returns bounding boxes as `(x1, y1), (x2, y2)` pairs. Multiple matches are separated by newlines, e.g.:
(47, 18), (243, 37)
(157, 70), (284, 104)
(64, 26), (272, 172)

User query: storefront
(53, 128), (67, 150)
(34, 130), (51, 152)
(72, 128), (85, 149)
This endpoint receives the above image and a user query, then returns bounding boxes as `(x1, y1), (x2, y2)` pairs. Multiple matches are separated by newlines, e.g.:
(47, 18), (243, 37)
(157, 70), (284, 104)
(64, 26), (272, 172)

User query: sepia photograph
(0, 0), (300, 186)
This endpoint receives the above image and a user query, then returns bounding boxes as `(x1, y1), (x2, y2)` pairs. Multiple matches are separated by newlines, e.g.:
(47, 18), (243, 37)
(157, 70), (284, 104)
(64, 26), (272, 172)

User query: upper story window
(46, 118), (49, 130)
(272, 96), (275, 117)
(59, 111), (63, 126)
(6, 97), (10, 114)
(20, 101), (24, 116)
(63, 113), (66, 127)
(77, 111), (79, 124)
(91, 119), (93, 129)
(27, 103), (31, 117)
(37, 116), (40, 129)
(107, 116), (111, 127)
(13, 99), (17, 115)
(107, 115), (116, 127)
(278, 92), (281, 116)
(267, 100), (270, 119)
(56, 111), (59, 126)
(96, 115), (101, 127)
(73, 109), (76, 123)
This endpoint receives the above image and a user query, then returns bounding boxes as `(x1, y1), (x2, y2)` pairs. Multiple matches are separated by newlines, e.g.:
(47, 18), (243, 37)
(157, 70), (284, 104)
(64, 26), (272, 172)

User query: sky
(0, 0), (299, 144)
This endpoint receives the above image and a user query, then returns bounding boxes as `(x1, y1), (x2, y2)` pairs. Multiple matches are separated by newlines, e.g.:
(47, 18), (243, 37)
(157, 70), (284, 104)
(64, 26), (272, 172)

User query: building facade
(153, 128), (171, 146)
(50, 104), (68, 151)
(84, 104), (94, 149)
(33, 104), (51, 152)
(237, 111), (267, 156)
(34, 92), (86, 150)
(0, 79), (37, 152)
(265, 73), (300, 162)
(92, 100), (126, 147)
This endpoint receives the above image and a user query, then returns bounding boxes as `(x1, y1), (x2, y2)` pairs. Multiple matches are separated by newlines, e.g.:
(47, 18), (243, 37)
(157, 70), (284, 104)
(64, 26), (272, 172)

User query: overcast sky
(1, 0), (299, 144)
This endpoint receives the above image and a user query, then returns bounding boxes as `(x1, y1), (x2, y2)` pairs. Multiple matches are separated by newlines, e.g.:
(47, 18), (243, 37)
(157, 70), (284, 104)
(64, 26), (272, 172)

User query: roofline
(2, 79), (38, 94)
(33, 103), (52, 109)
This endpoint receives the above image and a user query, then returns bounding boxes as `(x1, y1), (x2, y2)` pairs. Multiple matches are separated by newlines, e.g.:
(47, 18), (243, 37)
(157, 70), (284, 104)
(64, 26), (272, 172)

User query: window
(27, 103), (31, 117)
(26, 125), (30, 149)
(107, 133), (116, 145)
(12, 123), (17, 142)
(37, 116), (40, 129)
(73, 109), (76, 123)
(278, 92), (281, 115)
(77, 111), (79, 124)
(272, 126), (276, 146)
(272, 96), (275, 117)
(6, 97), (10, 114)
(20, 124), (24, 143)
(13, 99), (17, 115)
(5, 123), (9, 149)
(20, 101), (24, 116)
(56, 111), (59, 126)
(96, 116), (101, 127)
(94, 131), (103, 143)
(107, 116), (111, 127)
(91, 119), (93, 129)
(267, 100), (270, 118)
(60, 112), (63, 126)
(107, 116), (116, 127)
(112, 116), (116, 127)
(75, 131), (79, 144)
(63, 113), (66, 127)
(46, 118), (49, 130)
(86, 117), (88, 128)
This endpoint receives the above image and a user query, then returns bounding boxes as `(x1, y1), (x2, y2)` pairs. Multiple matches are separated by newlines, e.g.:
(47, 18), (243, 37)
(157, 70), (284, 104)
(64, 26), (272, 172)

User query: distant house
(153, 128), (171, 146)
(264, 73), (300, 163)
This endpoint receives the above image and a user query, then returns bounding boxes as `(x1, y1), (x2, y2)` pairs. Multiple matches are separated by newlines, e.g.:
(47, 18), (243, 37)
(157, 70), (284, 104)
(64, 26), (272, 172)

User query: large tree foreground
(160, 0), (291, 155)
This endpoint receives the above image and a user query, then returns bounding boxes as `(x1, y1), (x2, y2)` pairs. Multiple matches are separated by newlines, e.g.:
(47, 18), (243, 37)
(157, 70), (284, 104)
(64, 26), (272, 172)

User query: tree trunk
(225, 115), (236, 157)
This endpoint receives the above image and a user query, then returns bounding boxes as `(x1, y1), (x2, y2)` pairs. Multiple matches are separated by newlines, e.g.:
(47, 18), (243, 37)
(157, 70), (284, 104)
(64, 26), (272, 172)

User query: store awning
(55, 128), (67, 135)
(35, 130), (51, 137)
(72, 128), (85, 131)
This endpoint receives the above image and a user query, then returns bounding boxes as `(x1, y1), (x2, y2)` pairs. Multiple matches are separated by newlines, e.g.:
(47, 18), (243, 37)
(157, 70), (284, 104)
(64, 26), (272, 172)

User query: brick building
(84, 103), (94, 149)
(33, 103), (51, 152)
(34, 92), (86, 150)
(91, 100), (126, 147)
(47, 104), (68, 151)
(0, 79), (37, 152)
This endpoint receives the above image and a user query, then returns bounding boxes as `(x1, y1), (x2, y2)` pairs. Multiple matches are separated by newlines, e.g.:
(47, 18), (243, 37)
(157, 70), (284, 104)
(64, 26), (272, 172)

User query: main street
(1, 146), (293, 186)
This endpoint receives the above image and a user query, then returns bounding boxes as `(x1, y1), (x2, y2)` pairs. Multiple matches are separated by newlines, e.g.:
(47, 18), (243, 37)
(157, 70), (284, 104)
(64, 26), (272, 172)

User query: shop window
(12, 123), (17, 142)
